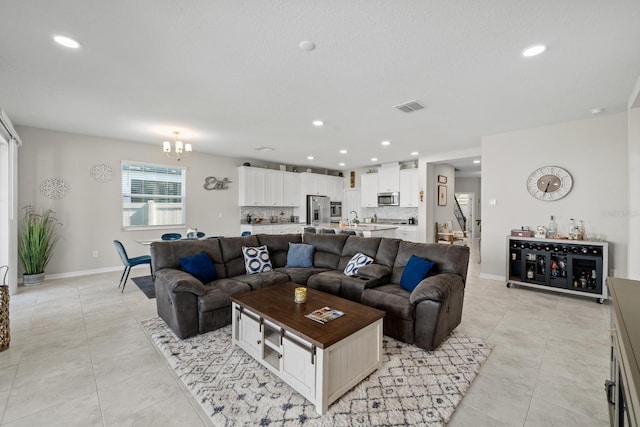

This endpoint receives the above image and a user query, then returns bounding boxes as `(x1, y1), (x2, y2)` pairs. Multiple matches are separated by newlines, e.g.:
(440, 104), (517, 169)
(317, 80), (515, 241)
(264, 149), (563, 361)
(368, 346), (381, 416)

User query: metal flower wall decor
(40, 178), (70, 199)
(90, 163), (115, 183)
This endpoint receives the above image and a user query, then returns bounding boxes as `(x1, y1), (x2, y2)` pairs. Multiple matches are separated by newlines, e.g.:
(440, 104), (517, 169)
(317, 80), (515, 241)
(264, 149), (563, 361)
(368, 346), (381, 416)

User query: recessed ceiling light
(381, 140), (391, 146)
(371, 157), (378, 162)
(590, 108), (604, 114)
(473, 160), (481, 164)
(312, 120), (324, 127)
(307, 156), (314, 160)
(411, 151), (419, 156)
(54, 35), (80, 49)
(253, 146), (274, 152)
(522, 44), (546, 57)
(299, 40), (316, 51)
(339, 162), (345, 166)
(339, 149), (348, 154)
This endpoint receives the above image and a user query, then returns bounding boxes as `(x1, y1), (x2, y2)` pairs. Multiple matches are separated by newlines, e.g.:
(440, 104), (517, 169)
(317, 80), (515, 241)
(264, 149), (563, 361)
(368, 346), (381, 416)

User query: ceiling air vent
(393, 100), (425, 113)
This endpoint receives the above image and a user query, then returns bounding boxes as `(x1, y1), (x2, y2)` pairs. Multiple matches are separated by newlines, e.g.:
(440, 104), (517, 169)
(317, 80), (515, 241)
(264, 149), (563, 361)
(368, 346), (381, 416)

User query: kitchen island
(305, 223), (398, 237)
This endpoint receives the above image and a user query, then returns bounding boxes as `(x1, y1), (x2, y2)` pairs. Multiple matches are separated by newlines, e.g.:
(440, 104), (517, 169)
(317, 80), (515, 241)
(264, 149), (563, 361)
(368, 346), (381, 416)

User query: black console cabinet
(507, 236), (609, 303)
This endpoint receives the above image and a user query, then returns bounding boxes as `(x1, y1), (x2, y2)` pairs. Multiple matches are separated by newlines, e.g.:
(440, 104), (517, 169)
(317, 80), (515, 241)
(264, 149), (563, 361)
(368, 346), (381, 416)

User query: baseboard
(479, 273), (506, 281)
(18, 265), (122, 283)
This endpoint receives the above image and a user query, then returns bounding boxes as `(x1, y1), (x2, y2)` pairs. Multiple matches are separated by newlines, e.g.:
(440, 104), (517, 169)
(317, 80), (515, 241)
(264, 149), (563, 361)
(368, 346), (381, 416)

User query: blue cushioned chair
(113, 240), (152, 293)
(241, 231), (251, 236)
(161, 233), (182, 240)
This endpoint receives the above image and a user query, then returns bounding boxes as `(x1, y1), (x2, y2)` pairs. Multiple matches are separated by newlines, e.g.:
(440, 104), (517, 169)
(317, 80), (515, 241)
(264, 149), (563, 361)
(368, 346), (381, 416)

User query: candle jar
(294, 287), (307, 303)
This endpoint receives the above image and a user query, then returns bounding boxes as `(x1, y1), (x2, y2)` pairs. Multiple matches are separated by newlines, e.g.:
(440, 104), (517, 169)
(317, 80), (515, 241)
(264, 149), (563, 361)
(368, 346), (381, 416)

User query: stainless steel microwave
(378, 192), (399, 206)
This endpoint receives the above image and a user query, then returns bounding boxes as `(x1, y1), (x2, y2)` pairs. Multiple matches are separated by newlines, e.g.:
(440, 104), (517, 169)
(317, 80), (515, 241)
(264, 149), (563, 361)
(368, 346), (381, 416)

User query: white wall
(481, 113), (629, 280)
(433, 164), (457, 230)
(17, 126), (243, 277)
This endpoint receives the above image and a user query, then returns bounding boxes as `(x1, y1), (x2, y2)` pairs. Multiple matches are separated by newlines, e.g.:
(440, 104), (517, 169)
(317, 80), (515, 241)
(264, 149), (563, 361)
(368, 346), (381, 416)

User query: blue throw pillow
(399, 255), (435, 292)
(344, 253), (374, 276)
(179, 251), (218, 284)
(286, 243), (315, 268)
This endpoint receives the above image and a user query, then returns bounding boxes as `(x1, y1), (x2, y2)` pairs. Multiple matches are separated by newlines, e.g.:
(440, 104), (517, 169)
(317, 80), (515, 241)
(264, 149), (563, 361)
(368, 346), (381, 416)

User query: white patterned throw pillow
(242, 245), (273, 275)
(344, 252), (374, 276)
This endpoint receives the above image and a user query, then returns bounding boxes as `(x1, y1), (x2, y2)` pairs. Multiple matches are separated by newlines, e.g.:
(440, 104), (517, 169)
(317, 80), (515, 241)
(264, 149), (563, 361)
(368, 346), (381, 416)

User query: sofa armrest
(409, 273), (464, 305)
(155, 268), (206, 296)
(357, 264), (392, 280)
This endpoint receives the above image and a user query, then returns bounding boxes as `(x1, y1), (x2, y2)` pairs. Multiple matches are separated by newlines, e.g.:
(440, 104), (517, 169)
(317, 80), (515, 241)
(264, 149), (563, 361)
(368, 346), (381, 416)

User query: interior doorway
(454, 192), (478, 239)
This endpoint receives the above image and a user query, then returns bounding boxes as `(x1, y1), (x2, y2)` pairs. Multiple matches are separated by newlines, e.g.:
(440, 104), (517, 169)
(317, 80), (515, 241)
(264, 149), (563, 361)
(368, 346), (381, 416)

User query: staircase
(453, 195), (466, 232)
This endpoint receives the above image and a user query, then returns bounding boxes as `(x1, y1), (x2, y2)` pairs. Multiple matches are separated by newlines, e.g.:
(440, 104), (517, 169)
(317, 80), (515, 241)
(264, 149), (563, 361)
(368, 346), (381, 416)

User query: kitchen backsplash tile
(361, 206), (418, 223)
(241, 207), (294, 221)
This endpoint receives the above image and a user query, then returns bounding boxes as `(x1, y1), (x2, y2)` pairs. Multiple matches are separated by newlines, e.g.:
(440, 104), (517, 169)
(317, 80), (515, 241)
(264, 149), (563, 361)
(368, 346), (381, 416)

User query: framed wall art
(437, 175), (447, 184)
(438, 185), (447, 206)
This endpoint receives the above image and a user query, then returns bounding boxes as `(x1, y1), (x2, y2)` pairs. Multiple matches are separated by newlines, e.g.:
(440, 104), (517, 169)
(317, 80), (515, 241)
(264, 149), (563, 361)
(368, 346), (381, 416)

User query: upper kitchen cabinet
(300, 172), (319, 196)
(238, 167), (300, 206)
(300, 173), (342, 201)
(327, 176), (344, 201)
(399, 168), (419, 207)
(377, 163), (400, 193)
(265, 169), (284, 206)
(282, 172), (300, 207)
(361, 173), (378, 207)
(238, 166), (267, 206)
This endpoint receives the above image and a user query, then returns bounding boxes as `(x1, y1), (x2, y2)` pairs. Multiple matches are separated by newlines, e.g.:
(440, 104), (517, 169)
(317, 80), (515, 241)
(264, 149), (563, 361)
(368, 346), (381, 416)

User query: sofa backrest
(256, 233), (303, 268)
(219, 235), (260, 277)
(337, 236), (382, 271)
(151, 239), (227, 278)
(391, 241), (470, 285)
(374, 238), (401, 268)
(302, 233), (349, 269)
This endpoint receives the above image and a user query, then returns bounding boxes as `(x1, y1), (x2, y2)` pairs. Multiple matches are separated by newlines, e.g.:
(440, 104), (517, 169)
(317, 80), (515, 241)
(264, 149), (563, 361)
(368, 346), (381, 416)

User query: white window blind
(121, 161), (186, 228)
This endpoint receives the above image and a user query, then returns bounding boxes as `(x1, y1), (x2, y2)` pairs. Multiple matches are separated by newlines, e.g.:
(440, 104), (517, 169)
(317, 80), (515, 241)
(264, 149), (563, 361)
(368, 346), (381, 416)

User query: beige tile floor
(0, 240), (610, 426)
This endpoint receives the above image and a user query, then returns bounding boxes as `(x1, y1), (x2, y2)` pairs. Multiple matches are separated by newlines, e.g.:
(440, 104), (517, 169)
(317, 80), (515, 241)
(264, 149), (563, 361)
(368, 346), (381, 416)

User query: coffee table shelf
(231, 282), (385, 414)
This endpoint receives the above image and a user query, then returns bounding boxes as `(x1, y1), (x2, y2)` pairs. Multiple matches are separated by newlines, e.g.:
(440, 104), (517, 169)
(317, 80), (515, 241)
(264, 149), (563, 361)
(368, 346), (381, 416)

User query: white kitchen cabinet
(378, 164), (400, 193)
(327, 176), (344, 201)
(399, 168), (419, 207)
(395, 225), (418, 242)
(238, 167), (266, 206)
(361, 173), (378, 208)
(265, 170), (284, 206)
(316, 175), (329, 197)
(240, 224), (304, 235)
(239, 167), (300, 207)
(300, 173), (318, 196)
(283, 172), (300, 206)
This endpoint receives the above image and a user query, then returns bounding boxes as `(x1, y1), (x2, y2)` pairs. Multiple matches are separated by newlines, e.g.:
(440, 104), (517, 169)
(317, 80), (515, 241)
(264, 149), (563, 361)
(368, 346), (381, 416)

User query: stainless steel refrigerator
(307, 195), (330, 225)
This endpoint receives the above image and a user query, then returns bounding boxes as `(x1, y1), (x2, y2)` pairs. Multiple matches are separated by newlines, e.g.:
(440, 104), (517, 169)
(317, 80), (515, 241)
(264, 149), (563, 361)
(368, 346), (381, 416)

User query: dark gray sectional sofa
(151, 232), (470, 350)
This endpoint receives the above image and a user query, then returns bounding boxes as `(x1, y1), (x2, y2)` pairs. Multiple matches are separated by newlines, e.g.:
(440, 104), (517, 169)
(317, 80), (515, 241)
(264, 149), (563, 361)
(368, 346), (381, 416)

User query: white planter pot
(23, 273), (45, 286)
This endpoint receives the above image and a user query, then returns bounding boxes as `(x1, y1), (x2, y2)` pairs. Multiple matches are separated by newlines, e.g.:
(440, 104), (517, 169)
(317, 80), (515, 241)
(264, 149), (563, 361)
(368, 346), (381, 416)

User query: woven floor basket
(0, 265), (9, 352)
(0, 286), (8, 351)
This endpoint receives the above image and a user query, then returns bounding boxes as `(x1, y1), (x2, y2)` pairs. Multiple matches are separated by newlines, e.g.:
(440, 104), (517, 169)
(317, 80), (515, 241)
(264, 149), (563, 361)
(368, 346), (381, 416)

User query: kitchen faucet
(349, 210), (359, 225)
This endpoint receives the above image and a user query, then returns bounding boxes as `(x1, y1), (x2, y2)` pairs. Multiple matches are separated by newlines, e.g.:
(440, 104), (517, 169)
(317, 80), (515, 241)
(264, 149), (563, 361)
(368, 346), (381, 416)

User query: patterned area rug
(141, 317), (491, 426)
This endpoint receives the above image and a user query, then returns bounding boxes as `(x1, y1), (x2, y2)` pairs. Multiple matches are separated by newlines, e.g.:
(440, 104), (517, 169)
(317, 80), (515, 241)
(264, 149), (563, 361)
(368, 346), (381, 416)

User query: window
(121, 161), (186, 228)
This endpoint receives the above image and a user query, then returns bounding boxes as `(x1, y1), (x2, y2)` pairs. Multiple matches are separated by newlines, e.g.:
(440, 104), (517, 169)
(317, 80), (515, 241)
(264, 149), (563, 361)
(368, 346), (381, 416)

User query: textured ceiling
(1, 0), (639, 171)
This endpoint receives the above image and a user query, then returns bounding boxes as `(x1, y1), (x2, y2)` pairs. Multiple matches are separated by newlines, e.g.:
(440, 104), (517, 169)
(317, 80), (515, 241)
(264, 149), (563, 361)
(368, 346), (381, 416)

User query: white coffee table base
(232, 302), (383, 415)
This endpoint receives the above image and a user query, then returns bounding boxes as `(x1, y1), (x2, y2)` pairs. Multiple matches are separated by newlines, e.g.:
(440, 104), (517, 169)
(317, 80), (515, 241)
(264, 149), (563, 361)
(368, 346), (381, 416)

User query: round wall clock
(526, 166), (573, 201)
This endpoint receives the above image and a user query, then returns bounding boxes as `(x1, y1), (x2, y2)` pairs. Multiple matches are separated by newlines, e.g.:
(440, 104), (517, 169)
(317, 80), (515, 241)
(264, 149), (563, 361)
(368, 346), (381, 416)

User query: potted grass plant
(18, 206), (61, 286)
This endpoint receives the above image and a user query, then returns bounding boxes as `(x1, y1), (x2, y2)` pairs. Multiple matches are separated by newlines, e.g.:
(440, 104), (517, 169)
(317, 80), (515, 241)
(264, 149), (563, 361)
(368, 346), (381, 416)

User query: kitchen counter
(306, 223), (398, 238)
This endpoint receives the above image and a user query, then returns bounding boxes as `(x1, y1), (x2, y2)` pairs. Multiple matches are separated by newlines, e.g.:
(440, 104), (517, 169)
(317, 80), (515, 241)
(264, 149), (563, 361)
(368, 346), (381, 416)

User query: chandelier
(163, 131), (192, 161)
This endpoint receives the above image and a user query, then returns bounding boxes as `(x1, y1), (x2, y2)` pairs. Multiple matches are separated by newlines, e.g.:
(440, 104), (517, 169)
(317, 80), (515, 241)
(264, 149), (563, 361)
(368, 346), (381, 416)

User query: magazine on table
(305, 306), (345, 324)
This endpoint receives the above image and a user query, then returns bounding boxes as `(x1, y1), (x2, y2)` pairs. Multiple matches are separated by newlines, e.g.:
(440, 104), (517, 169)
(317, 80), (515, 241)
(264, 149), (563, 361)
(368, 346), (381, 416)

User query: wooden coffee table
(231, 282), (385, 415)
